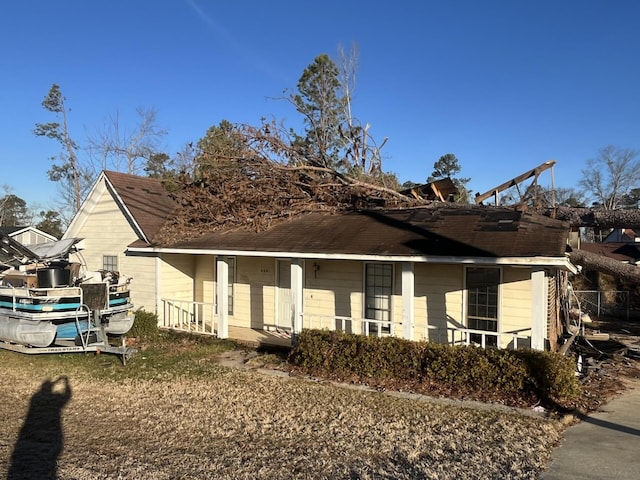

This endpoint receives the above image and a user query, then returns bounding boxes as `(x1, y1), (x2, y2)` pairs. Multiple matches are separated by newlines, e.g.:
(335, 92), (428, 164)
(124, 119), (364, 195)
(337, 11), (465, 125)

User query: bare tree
(579, 145), (639, 209)
(34, 84), (87, 213)
(337, 43), (388, 178)
(88, 107), (167, 175)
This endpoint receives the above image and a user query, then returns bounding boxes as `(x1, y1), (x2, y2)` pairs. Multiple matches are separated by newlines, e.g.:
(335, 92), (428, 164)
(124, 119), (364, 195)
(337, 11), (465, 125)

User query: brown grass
(0, 346), (563, 479)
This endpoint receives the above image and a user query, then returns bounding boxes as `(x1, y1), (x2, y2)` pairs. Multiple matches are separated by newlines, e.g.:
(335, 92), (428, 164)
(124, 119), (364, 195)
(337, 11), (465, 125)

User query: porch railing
(302, 314), (394, 336)
(155, 304), (532, 350)
(160, 298), (217, 336)
(419, 325), (531, 350)
(302, 314), (531, 350)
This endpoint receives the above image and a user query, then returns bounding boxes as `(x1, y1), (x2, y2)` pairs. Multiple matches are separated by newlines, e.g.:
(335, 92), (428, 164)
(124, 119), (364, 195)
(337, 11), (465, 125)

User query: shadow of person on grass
(7, 376), (72, 480)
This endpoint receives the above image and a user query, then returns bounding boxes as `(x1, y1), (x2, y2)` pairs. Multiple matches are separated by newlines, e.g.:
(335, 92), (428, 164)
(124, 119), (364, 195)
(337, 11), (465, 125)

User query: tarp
(0, 233), (82, 268)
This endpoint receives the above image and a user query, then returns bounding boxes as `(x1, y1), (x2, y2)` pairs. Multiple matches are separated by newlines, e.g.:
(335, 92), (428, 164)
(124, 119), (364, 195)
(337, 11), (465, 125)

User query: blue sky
(1, 0), (639, 210)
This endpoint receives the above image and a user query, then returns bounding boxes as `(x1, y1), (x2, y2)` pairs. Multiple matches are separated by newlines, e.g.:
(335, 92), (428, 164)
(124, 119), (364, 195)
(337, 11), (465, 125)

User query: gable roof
(0, 226), (23, 235)
(0, 226), (58, 242)
(603, 228), (638, 243)
(135, 207), (571, 265)
(65, 171), (177, 244)
(102, 171), (177, 243)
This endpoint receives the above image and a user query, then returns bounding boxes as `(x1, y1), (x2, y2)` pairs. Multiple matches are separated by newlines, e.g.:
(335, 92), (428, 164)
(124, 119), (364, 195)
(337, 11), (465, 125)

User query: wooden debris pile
(154, 156), (423, 245)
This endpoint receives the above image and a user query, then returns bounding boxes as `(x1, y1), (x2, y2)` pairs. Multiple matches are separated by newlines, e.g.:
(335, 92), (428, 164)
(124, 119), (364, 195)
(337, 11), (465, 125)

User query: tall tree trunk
(568, 249), (640, 285)
(543, 206), (640, 229)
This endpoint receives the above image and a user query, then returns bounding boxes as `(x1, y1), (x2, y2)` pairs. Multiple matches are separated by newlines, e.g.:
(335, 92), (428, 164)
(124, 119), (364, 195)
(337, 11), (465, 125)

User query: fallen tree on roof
(155, 121), (640, 287)
(546, 206), (640, 229)
(154, 121), (425, 245)
(568, 248), (640, 286)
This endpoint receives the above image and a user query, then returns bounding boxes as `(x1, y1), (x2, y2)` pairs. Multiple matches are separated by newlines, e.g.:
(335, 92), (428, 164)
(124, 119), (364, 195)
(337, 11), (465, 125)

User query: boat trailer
(0, 283), (137, 364)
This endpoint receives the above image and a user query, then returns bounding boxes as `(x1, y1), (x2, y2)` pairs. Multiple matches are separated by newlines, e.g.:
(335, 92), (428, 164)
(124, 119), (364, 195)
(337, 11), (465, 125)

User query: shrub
(514, 349), (582, 403)
(127, 309), (160, 341)
(289, 329), (581, 406)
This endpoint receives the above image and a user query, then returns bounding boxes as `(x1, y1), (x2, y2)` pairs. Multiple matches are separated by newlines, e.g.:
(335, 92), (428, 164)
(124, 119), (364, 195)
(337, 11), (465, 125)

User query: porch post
(401, 262), (415, 340)
(216, 256), (229, 339)
(154, 255), (162, 321)
(531, 268), (547, 351)
(291, 259), (304, 336)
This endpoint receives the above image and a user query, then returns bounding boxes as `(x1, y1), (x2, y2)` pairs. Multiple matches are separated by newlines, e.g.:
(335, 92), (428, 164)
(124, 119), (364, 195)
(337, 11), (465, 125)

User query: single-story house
(64, 171), (577, 351)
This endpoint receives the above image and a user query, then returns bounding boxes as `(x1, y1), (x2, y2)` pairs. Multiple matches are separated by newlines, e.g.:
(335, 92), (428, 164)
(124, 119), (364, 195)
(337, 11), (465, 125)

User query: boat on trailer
(0, 233), (135, 361)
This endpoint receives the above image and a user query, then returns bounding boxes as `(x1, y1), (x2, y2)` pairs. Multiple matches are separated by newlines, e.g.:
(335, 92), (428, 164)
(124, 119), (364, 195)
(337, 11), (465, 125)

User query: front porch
(159, 298), (532, 350)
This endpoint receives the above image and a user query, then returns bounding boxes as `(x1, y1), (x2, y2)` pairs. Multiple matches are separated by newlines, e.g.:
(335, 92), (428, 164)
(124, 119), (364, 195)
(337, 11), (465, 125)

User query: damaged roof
(160, 207), (570, 258)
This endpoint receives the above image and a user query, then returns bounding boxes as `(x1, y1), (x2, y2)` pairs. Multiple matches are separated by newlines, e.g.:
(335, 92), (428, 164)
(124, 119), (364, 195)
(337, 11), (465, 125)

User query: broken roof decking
(138, 207), (571, 263)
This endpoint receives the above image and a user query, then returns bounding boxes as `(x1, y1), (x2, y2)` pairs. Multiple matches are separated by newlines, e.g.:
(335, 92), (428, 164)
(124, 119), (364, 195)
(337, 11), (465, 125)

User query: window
(103, 255), (118, 271)
(365, 263), (393, 335)
(466, 267), (500, 346)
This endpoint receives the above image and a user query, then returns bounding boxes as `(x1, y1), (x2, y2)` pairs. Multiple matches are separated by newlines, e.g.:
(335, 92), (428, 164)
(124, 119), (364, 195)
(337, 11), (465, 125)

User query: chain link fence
(574, 290), (630, 321)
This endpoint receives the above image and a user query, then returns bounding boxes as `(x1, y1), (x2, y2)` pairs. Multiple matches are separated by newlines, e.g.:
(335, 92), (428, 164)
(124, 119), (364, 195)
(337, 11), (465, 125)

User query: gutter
(126, 245), (578, 272)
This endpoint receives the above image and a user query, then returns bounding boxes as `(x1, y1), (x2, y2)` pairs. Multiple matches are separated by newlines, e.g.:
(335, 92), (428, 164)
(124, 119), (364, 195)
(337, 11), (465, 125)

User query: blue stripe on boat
(56, 321), (92, 339)
(0, 301), (83, 311)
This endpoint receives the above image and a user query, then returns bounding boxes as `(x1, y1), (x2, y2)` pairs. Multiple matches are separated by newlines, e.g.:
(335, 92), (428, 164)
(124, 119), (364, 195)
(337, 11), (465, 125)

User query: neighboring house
(603, 228), (639, 244)
(66, 171), (577, 351)
(580, 228), (640, 266)
(579, 242), (640, 266)
(0, 226), (57, 246)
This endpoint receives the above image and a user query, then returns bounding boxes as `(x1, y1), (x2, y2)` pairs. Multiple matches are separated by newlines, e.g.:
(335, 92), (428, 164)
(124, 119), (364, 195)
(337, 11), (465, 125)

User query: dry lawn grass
(0, 344), (563, 480)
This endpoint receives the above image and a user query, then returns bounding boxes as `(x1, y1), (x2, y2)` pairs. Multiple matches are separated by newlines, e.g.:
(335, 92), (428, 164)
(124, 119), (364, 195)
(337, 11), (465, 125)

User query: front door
(275, 259), (292, 330)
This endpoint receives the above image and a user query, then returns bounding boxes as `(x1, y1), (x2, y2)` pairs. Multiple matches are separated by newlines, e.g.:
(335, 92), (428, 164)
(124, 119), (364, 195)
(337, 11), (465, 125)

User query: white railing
(160, 299), (217, 336)
(301, 313), (531, 350)
(419, 325), (531, 350)
(302, 314), (399, 337)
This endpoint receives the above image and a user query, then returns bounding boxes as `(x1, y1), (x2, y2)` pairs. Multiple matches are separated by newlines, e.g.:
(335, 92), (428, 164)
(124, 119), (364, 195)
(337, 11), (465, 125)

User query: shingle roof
(165, 207), (570, 258)
(0, 226), (25, 235)
(103, 171), (177, 243)
(580, 242), (640, 262)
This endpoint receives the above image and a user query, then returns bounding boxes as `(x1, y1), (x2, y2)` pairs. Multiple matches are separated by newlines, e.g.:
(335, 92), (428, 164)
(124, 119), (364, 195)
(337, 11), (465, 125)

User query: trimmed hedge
(289, 329), (581, 405)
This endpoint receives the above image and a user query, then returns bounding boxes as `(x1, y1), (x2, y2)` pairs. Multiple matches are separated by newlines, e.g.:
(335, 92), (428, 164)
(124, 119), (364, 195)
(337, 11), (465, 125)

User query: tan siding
(67, 186), (158, 311)
(194, 256), (214, 304)
(414, 264), (463, 340)
(229, 257), (277, 329)
(501, 267), (532, 334)
(304, 260), (362, 320)
(120, 256), (157, 311)
(161, 254), (195, 301)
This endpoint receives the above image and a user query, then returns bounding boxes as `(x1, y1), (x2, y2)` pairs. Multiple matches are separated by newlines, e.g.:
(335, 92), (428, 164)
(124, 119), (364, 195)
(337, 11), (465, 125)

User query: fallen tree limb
(545, 207), (640, 229)
(568, 248), (640, 285)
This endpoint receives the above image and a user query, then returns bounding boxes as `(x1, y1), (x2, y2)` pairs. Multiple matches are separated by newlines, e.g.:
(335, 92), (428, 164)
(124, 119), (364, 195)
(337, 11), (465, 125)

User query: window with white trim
(365, 263), (393, 335)
(466, 267), (500, 347)
(103, 255), (118, 271)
